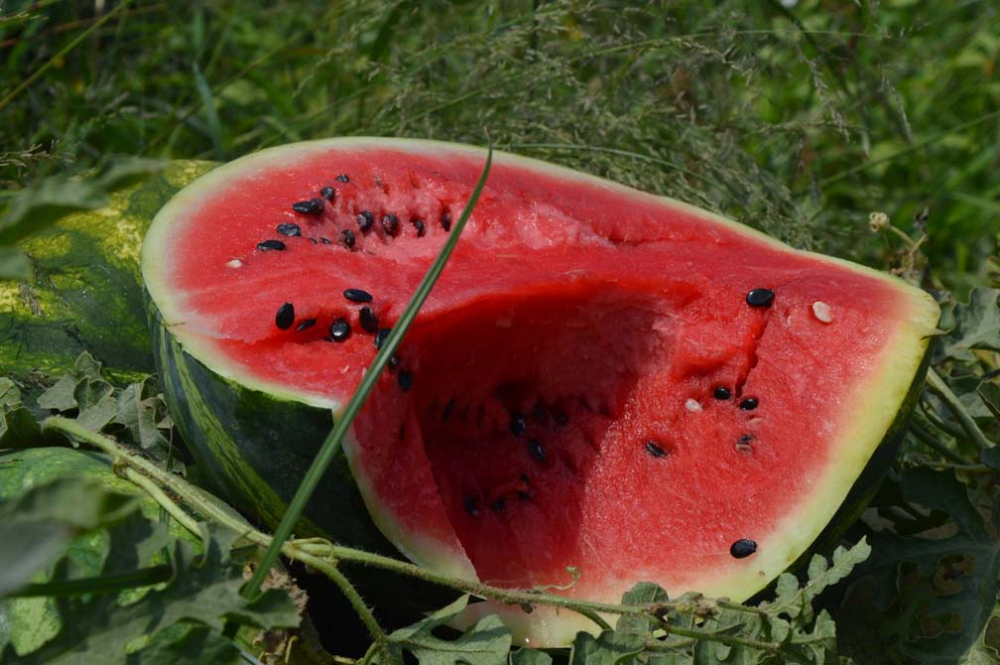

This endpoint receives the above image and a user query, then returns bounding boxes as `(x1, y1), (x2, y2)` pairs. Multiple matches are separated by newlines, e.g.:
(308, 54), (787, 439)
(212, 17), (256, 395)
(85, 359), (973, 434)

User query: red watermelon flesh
(143, 138), (939, 645)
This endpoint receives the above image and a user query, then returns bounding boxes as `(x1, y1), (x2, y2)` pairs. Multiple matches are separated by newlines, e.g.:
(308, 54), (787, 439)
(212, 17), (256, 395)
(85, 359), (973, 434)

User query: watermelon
(0, 161), (215, 381)
(142, 138), (940, 646)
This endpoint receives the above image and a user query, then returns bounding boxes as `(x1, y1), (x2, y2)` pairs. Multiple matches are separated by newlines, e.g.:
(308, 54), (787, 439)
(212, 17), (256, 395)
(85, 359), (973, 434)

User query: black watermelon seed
(257, 239), (286, 251)
(739, 434), (753, 446)
(521, 603), (534, 614)
(412, 219), (426, 237)
(329, 318), (351, 342)
(308, 237), (318, 244)
(344, 288), (373, 303)
(527, 439), (546, 462)
(320, 237), (331, 245)
(464, 497), (479, 516)
(336, 174), (350, 183)
(388, 353), (401, 370)
(374, 327), (392, 350)
(292, 198), (325, 215)
(442, 399), (455, 420)
(645, 440), (667, 458)
(730, 539), (758, 559)
(746, 288), (775, 308)
(359, 306), (379, 333)
(713, 386), (732, 400)
(340, 229), (356, 249)
(532, 401), (549, 423)
(553, 409), (568, 426)
(510, 413), (527, 437)
(398, 371), (413, 392)
(517, 490), (532, 501)
(739, 398), (758, 411)
(440, 211), (452, 231)
(490, 498), (506, 513)
(295, 318), (316, 332)
(357, 210), (375, 232)
(276, 223), (301, 237)
(320, 186), (335, 202)
(275, 303), (295, 330)
(381, 213), (399, 236)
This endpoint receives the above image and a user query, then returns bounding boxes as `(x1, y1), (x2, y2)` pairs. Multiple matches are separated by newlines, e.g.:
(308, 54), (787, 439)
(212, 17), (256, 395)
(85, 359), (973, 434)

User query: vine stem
(43, 417), (788, 655)
(925, 368), (992, 452)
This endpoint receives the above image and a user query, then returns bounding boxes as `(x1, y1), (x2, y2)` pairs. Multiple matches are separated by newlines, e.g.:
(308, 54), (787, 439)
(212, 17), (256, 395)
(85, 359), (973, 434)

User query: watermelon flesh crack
(142, 138), (940, 647)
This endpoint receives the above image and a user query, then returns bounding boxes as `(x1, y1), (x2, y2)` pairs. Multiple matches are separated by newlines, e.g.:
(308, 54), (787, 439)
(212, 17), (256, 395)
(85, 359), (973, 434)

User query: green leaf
(94, 158), (167, 191)
(0, 477), (141, 595)
(127, 624), (243, 665)
(511, 648), (554, 665)
(0, 379), (21, 409)
(848, 468), (1000, 663)
(386, 595), (511, 665)
(942, 288), (1000, 362)
(113, 379), (171, 452)
(0, 176), (107, 246)
(73, 378), (116, 431)
(0, 408), (43, 448)
(0, 528), (298, 664)
(0, 247), (31, 280)
(617, 582), (669, 637)
(569, 630), (644, 665)
(35, 375), (79, 412)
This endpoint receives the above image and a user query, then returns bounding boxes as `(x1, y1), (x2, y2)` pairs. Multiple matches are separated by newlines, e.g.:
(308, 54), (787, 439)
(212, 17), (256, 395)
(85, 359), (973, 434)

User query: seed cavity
(388, 353), (401, 369)
(510, 412), (527, 437)
(381, 213), (399, 236)
(645, 440), (668, 458)
(357, 210), (375, 232)
(374, 328), (392, 350)
(684, 398), (702, 412)
(532, 401), (549, 423)
(295, 318), (316, 332)
(225, 259), (243, 269)
(276, 223), (301, 237)
(442, 399), (455, 420)
(292, 198), (325, 215)
(730, 539), (758, 559)
(320, 237), (331, 245)
(341, 229), (356, 249)
(308, 237), (318, 244)
(464, 497), (479, 516)
(336, 174), (350, 183)
(739, 398), (758, 411)
(553, 409), (568, 426)
(812, 301), (833, 323)
(746, 288), (775, 308)
(320, 186), (335, 202)
(257, 239), (286, 251)
(412, 219), (426, 237)
(398, 371), (414, 392)
(440, 211), (452, 231)
(527, 439), (546, 462)
(275, 303), (295, 330)
(490, 498), (506, 513)
(344, 288), (373, 303)
(736, 434), (753, 453)
(359, 306), (379, 333)
(329, 318), (351, 342)
(713, 386), (732, 400)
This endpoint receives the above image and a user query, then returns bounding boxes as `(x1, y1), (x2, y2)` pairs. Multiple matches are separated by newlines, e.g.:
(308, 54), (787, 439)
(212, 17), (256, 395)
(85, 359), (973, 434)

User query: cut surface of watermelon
(142, 138), (939, 646)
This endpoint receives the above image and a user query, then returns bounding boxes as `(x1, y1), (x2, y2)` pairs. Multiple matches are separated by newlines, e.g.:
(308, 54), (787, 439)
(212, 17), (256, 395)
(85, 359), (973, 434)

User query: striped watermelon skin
(0, 161), (215, 381)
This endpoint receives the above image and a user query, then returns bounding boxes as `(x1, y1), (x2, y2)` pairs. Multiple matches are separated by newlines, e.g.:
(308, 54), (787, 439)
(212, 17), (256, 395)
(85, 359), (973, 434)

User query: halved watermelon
(142, 138), (940, 646)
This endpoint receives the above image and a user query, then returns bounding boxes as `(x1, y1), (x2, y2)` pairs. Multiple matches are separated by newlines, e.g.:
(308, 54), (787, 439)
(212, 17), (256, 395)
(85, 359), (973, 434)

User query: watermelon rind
(142, 138), (941, 646)
(0, 161), (215, 381)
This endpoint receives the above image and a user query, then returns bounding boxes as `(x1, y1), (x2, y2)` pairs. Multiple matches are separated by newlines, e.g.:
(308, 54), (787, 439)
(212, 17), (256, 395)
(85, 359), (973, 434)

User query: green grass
(2, 0), (998, 292)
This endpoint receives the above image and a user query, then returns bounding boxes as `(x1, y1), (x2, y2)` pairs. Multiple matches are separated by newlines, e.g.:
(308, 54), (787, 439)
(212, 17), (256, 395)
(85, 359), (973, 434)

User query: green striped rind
(0, 447), (197, 655)
(0, 161), (215, 381)
(150, 304), (393, 552)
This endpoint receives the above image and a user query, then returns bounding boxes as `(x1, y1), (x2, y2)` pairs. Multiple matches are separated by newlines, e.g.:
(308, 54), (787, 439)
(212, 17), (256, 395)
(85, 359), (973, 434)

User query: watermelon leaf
(0, 527), (299, 664)
(511, 648), (554, 665)
(568, 630), (645, 665)
(0, 477), (142, 596)
(382, 595), (512, 665)
(941, 288), (1000, 362)
(844, 467), (1000, 663)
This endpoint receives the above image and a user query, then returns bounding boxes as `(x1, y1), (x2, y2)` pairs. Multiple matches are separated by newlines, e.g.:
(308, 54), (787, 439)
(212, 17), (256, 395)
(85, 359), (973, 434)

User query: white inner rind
(141, 137), (940, 648)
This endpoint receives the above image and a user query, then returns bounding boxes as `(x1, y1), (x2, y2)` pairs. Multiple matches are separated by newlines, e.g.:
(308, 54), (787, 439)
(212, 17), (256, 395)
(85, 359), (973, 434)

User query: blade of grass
(192, 62), (225, 162)
(0, 0), (132, 113)
(242, 141), (494, 600)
